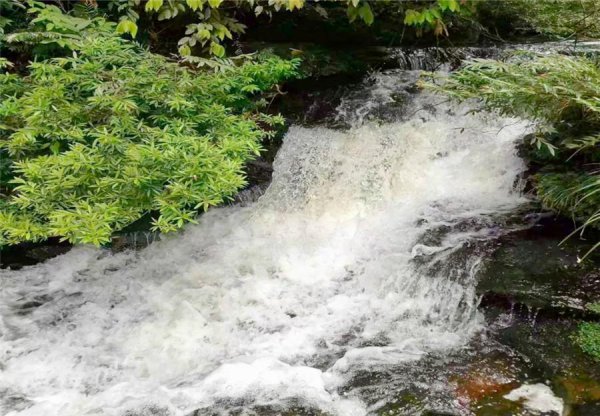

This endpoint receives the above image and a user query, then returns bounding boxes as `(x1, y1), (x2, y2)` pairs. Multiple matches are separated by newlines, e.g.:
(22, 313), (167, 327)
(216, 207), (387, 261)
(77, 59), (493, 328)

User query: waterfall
(0, 69), (531, 416)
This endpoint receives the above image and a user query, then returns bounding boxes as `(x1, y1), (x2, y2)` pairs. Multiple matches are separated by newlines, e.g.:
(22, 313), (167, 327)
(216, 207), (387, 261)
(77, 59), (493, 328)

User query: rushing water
(1, 70), (532, 416)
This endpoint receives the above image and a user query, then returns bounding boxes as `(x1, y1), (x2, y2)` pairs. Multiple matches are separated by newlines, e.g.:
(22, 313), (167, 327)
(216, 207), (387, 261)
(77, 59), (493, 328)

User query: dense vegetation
(1, 1), (473, 64)
(1, 2), (597, 252)
(110, 0), (473, 59)
(481, 0), (600, 40)
(0, 3), (298, 245)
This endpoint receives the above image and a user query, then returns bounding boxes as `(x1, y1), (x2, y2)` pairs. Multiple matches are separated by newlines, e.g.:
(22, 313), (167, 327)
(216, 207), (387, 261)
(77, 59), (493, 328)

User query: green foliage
(0, 10), (299, 246)
(535, 173), (600, 259)
(577, 322), (600, 361)
(425, 53), (600, 159)
(3, 0), (115, 57)
(403, 0), (473, 36)
(5, 1), (469, 63)
(483, 0), (600, 40)
(104, 0), (377, 59)
(425, 53), (600, 258)
(536, 173), (599, 223)
(0, 0), (26, 38)
(100, 0), (468, 60)
(427, 54), (600, 130)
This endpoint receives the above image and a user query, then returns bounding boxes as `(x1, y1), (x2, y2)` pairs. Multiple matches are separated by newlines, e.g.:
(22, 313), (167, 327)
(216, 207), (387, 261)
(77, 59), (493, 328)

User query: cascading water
(1, 69), (532, 416)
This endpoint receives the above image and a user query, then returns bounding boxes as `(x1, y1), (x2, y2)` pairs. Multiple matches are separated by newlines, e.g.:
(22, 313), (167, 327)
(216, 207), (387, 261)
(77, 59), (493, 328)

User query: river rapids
(1, 70), (532, 415)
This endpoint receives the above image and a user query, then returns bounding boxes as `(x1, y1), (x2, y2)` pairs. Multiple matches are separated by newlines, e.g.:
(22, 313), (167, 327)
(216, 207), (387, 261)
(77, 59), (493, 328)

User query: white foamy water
(1, 71), (531, 415)
(505, 384), (564, 415)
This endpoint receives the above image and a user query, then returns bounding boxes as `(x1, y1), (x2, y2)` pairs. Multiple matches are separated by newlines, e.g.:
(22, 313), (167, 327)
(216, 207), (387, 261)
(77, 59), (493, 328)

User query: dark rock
(0, 239), (71, 269)
(490, 316), (600, 379)
(476, 214), (600, 413)
(123, 405), (171, 416)
(477, 216), (600, 319)
(570, 401), (600, 416)
(190, 399), (330, 416)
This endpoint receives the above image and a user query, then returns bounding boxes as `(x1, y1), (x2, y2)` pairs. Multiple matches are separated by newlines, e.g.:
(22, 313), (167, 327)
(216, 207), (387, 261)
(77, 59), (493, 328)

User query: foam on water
(1, 71), (531, 415)
(504, 384), (564, 414)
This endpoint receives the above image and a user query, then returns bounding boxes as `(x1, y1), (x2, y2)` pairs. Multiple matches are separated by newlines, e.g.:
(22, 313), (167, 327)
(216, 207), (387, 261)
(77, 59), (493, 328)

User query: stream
(0, 49), (586, 416)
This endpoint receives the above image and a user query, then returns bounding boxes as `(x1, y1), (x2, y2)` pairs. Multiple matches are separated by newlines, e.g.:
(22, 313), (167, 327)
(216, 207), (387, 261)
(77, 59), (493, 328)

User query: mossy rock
(556, 374), (600, 404)
(377, 393), (424, 415)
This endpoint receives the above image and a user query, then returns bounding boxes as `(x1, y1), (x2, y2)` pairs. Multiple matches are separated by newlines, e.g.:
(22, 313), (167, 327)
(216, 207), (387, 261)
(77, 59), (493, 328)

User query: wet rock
(232, 183), (270, 207)
(484, 311), (600, 413)
(476, 214), (600, 411)
(110, 231), (162, 252)
(477, 217), (600, 319)
(491, 315), (600, 379)
(124, 406), (171, 416)
(356, 339), (537, 416)
(377, 393), (424, 415)
(190, 401), (330, 416)
(14, 294), (53, 315)
(443, 345), (542, 415)
(569, 401), (600, 416)
(451, 357), (519, 406)
(556, 375), (600, 405)
(0, 239), (71, 269)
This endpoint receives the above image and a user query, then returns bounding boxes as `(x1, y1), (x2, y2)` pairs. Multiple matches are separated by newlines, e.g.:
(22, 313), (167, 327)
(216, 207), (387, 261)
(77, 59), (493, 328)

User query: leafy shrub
(0, 0), (25, 37)
(109, 0), (375, 59)
(2, 1), (119, 62)
(401, 0), (473, 36)
(425, 54), (600, 258)
(5, 1), (473, 64)
(0, 12), (299, 246)
(104, 0), (472, 59)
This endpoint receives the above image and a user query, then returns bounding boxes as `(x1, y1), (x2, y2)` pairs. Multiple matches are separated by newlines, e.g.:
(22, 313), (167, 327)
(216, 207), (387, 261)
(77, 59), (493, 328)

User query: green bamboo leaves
(403, 0), (469, 36)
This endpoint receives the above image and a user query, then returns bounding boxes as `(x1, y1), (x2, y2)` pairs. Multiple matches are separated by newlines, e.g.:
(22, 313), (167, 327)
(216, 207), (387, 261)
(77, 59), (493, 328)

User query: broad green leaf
(209, 41), (225, 57)
(145, 0), (164, 12)
(287, 0), (304, 11)
(116, 19), (138, 37)
(179, 45), (192, 56)
(358, 3), (374, 25)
